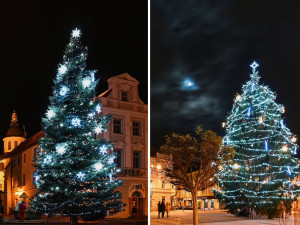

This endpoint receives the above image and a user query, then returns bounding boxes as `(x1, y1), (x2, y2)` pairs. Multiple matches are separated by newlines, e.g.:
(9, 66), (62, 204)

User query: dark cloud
(151, 0), (300, 149)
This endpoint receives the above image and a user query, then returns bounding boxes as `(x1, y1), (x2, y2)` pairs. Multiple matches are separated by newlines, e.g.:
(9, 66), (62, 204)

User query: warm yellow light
(221, 122), (226, 128)
(233, 163), (240, 169)
(258, 117), (263, 124)
(292, 136), (297, 143)
(151, 164), (154, 168)
(219, 165), (223, 170)
(235, 94), (242, 101)
(157, 164), (161, 170)
(282, 145), (288, 152)
(282, 107), (285, 113)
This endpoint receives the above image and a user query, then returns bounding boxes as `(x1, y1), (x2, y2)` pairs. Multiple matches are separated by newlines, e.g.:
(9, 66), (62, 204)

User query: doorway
(131, 191), (143, 215)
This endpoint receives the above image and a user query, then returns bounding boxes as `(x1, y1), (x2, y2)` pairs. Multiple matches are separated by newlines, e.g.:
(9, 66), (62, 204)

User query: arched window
(14, 141), (18, 148)
(8, 141), (11, 150)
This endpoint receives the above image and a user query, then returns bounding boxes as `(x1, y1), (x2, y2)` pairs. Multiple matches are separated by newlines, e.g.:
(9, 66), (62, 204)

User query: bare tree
(160, 126), (234, 225)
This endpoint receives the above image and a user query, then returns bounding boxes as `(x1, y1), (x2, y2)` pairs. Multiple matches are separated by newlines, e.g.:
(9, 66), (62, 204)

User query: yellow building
(150, 153), (221, 211)
(150, 155), (176, 211)
(0, 73), (148, 218)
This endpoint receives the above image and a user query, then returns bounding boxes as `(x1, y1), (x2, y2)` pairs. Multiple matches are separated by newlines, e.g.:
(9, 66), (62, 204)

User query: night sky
(151, 0), (300, 152)
(0, 0), (147, 151)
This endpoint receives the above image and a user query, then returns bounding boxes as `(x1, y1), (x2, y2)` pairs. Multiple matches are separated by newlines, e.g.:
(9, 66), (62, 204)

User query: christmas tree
(31, 28), (123, 223)
(215, 62), (299, 216)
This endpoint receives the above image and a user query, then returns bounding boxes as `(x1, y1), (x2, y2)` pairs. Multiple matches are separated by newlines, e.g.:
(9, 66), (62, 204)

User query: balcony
(117, 167), (147, 177)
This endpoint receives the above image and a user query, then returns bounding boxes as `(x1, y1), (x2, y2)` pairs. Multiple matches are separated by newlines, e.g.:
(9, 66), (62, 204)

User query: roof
(98, 89), (112, 97)
(113, 73), (138, 82)
(0, 130), (44, 160)
(6, 126), (24, 137)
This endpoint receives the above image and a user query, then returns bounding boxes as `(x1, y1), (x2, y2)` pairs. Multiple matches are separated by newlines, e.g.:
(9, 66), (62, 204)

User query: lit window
(133, 151), (142, 169)
(162, 181), (165, 189)
(113, 119), (122, 134)
(121, 91), (128, 101)
(133, 122), (141, 136)
(8, 141), (11, 150)
(14, 141), (18, 148)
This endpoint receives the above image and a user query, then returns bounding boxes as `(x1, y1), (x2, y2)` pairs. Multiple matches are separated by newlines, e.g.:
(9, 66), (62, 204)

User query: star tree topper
(250, 61), (259, 71)
(72, 28), (81, 38)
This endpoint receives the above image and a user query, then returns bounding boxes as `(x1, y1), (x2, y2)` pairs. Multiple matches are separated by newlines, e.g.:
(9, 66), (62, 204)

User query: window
(150, 180), (153, 188)
(113, 119), (122, 134)
(121, 91), (128, 101)
(8, 141), (11, 150)
(14, 141), (18, 148)
(133, 122), (141, 136)
(114, 150), (122, 167)
(162, 181), (165, 189)
(23, 174), (25, 186)
(17, 176), (20, 187)
(133, 151), (142, 169)
(17, 157), (20, 165)
(24, 154), (26, 163)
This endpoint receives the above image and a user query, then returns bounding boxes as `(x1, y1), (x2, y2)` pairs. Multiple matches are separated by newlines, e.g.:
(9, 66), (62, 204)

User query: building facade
(150, 153), (221, 211)
(97, 73), (148, 218)
(0, 73), (148, 218)
(150, 155), (176, 211)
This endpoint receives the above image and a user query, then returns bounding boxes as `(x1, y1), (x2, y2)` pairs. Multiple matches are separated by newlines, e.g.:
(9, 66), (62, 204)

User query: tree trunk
(70, 216), (78, 225)
(192, 190), (198, 225)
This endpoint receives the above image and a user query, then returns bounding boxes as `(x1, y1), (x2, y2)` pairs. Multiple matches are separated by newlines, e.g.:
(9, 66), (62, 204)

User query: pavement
(150, 209), (297, 225)
(1, 215), (147, 225)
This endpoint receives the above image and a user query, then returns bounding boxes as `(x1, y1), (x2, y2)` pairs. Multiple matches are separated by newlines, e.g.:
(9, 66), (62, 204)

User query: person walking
(294, 204), (300, 225)
(158, 201), (161, 218)
(19, 201), (27, 222)
(166, 202), (171, 218)
(161, 200), (166, 218)
(278, 201), (285, 225)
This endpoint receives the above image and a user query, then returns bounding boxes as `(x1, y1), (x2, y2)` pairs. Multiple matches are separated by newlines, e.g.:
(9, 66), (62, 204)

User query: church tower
(3, 110), (26, 153)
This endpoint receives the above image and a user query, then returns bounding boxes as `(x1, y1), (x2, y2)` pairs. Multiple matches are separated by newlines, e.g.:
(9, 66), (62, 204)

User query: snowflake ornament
(99, 145), (108, 155)
(71, 117), (81, 127)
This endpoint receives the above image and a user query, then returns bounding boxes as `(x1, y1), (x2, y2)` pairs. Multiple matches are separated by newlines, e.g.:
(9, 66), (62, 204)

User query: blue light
(280, 119), (285, 129)
(247, 107), (251, 117)
(287, 166), (292, 175)
(265, 140), (268, 151)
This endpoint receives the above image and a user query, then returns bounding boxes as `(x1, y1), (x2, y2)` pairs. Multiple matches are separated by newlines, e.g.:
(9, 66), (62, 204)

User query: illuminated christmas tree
(215, 62), (299, 216)
(31, 28), (123, 223)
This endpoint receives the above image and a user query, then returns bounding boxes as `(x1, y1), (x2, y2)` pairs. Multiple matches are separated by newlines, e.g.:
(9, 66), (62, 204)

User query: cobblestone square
(150, 210), (296, 225)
